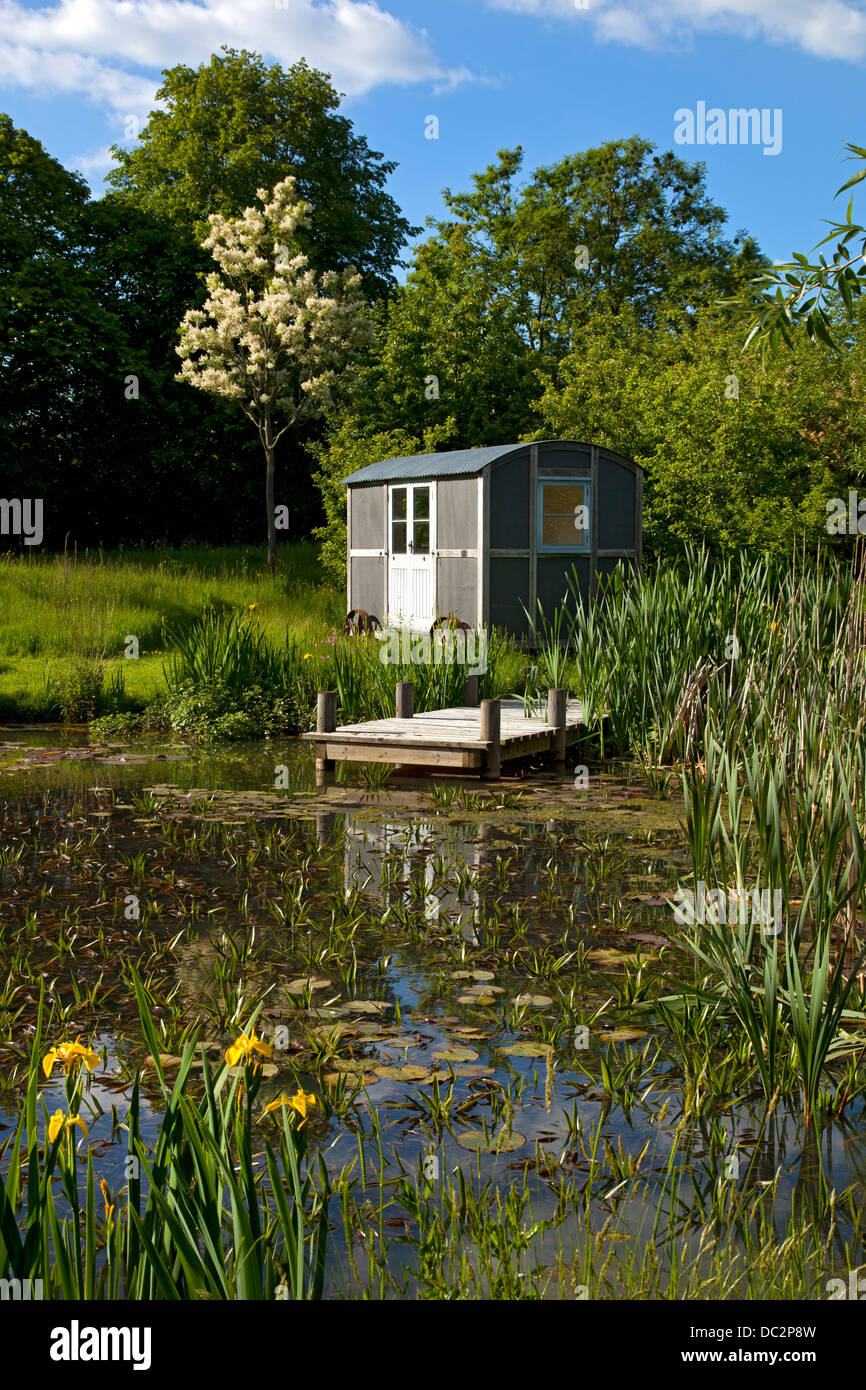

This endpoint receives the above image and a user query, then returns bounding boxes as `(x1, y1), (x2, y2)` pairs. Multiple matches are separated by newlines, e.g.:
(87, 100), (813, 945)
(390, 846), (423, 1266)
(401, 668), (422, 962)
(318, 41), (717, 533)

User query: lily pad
(514, 993), (553, 1008)
(587, 948), (657, 968)
(286, 976), (331, 995)
(341, 1000), (392, 1014)
(599, 1027), (648, 1042)
(457, 994), (496, 1006)
(456, 1128), (526, 1153)
(322, 1068), (370, 1087)
(432, 1046), (479, 1063)
(498, 1041), (553, 1059)
(372, 1064), (435, 1082)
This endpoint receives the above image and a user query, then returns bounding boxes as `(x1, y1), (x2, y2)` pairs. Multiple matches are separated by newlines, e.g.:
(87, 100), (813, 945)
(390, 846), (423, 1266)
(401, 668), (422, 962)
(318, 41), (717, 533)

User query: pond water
(1, 729), (862, 1297)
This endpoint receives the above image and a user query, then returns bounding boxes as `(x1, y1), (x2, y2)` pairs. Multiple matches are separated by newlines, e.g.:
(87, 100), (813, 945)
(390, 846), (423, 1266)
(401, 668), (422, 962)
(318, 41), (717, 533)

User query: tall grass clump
(633, 543), (866, 1126)
(329, 625), (521, 725)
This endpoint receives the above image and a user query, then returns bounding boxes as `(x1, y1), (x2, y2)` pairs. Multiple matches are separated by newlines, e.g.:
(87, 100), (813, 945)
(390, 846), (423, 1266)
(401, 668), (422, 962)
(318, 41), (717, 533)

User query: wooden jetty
(301, 683), (583, 780)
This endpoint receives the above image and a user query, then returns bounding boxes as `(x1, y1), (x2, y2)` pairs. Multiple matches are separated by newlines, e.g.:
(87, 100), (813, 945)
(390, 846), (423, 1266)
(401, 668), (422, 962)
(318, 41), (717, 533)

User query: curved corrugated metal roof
(342, 440), (641, 485)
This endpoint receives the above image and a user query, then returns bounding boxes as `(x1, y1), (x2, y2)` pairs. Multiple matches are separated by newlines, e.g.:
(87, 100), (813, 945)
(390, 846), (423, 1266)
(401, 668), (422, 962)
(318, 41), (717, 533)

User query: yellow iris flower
(42, 1039), (100, 1078)
(225, 1028), (273, 1069)
(48, 1110), (89, 1144)
(261, 1088), (317, 1127)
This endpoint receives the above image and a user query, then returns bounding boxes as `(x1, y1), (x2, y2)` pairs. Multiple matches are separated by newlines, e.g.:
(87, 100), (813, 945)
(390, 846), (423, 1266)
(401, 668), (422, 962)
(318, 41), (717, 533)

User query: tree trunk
(265, 420), (276, 576)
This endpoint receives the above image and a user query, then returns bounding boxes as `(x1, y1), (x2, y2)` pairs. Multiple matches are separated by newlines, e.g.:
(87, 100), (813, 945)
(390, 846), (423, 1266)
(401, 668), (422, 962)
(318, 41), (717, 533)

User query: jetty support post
(316, 690), (337, 787)
(481, 697), (501, 780)
(396, 681), (414, 719)
(464, 673), (479, 706)
(548, 687), (568, 765)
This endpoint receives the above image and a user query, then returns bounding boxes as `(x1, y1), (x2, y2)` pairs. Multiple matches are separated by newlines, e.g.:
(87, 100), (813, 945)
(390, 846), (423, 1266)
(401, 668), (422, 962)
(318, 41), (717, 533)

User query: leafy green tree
(344, 234), (539, 449)
(0, 114), (129, 538)
(107, 48), (416, 299)
(437, 139), (764, 353)
(320, 138), (765, 470)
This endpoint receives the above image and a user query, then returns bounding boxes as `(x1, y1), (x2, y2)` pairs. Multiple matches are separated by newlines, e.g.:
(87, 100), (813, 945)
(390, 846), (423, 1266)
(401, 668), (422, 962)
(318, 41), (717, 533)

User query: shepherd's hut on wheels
(342, 439), (643, 637)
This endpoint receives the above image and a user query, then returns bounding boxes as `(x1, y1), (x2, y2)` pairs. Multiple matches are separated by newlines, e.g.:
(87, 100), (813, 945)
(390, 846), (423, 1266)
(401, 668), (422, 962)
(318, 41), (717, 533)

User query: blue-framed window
(537, 478), (591, 552)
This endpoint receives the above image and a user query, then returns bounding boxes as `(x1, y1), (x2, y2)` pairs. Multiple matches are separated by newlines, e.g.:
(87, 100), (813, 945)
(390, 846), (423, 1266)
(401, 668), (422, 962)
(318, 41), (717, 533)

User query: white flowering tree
(176, 177), (373, 573)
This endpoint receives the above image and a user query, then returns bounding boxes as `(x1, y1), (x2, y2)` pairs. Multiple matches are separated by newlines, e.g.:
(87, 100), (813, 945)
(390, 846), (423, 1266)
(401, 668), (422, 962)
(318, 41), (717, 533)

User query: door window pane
(392, 487), (407, 521)
(413, 487), (430, 520)
(392, 520), (407, 554)
(414, 520), (430, 554)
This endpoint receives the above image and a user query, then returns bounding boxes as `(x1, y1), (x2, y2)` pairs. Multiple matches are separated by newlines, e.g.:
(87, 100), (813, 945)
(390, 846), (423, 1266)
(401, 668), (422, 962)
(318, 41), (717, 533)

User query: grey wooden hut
(343, 439), (643, 639)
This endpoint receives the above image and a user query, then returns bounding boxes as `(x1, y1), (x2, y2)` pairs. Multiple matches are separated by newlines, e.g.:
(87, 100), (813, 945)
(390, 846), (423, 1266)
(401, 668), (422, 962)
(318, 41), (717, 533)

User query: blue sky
(1, 0), (865, 267)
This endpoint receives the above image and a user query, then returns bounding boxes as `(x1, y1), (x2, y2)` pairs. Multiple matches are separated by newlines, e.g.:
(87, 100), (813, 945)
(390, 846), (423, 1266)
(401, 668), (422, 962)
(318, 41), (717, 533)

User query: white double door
(388, 482), (435, 628)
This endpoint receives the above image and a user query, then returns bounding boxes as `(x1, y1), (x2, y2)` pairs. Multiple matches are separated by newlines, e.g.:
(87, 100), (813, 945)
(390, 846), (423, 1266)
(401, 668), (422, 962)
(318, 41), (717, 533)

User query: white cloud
(69, 143), (118, 176)
(485, 0), (866, 62)
(0, 0), (468, 127)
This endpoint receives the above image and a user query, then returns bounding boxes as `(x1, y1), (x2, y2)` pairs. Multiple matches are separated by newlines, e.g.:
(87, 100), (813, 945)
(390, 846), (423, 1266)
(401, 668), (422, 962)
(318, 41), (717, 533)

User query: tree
(176, 177), (373, 573)
(0, 114), (131, 541)
(316, 138), (765, 468)
(436, 139), (764, 353)
(107, 48), (416, 299)
(339, 233), (539, 450)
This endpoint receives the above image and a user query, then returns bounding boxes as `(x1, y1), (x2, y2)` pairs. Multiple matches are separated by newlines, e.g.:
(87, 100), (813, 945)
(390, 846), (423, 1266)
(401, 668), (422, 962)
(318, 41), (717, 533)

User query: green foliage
(106, 48), (415, 298)
(161, 610), (317, 739)
(0, 983), (329, 1299)
(533, 305), (863, 558)
(0, 115), (124, 510)
(314, 137), (762, 479)
(439, 139), (763, 343)
(565, 546), (856, 762)
(730, 140), (866, 353)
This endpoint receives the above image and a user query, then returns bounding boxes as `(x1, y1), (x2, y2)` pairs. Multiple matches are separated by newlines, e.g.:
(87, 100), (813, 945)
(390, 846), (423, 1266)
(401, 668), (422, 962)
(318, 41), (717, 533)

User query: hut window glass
(413, 486), (430, 553)
(392, 487), (408, 553)
(538, 480), (590, 551)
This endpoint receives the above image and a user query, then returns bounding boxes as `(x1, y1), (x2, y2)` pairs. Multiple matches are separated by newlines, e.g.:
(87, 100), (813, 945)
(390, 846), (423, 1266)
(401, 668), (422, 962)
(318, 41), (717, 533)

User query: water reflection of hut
(343, 820), (500, 944)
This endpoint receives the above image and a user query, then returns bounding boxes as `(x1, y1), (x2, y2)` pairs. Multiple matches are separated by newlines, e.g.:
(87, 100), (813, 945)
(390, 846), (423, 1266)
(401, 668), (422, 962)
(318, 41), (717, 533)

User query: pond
(0, 729), (862, 1299)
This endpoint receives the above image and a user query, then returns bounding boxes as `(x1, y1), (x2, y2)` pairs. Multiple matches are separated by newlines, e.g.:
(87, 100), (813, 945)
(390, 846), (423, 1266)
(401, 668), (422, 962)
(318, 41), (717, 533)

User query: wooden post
(464, 673), (479, 706)
(396, 681), (414, 719)
(316, 690), (337, 785)
(548, 687), (567, 765)
(481, 697), (501, 780)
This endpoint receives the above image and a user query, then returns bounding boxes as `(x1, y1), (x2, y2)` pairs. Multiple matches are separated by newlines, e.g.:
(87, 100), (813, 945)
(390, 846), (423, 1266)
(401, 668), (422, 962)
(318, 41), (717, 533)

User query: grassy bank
(0, 543), (342, 722)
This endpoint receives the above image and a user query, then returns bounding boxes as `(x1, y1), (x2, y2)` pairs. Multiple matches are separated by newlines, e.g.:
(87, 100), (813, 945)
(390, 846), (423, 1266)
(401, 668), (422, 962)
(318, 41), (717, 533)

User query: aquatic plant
(0, 982), (329, 1299)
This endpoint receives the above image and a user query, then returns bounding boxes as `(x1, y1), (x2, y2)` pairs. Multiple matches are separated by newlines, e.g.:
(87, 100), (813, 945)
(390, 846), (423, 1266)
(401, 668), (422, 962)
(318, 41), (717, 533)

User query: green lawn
(0, 543), (344, 720)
